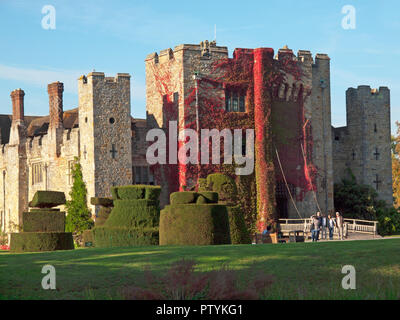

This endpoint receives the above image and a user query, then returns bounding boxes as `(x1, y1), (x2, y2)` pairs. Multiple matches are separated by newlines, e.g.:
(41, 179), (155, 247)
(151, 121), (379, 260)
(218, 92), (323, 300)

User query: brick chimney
(47, 82), (64, 129)
(10, 88), (25, 123)
(47, 82), (64, 157)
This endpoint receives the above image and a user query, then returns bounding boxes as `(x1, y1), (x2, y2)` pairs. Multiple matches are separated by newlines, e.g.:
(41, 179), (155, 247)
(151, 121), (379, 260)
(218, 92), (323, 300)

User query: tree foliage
(65, 158), (93, 233)
(334, 169), (400, 235)
(392, 121), (400, 208)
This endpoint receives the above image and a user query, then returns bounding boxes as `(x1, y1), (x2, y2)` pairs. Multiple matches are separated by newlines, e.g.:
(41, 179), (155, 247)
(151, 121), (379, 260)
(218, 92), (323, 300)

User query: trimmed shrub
(227, 206), (251, 244)
(23, 211), (65, 232)
(159, 204), (231, 246)
(82, 229), (94, 245)
(198, 178), (208, 192)
(196, 195), (208, 204)
(90, 197), (113, 207)
(10, 232), (74, 252)
(145, 186), (162, 201)
(95, 207), (112, 227)
(198, 192), (218, 203)
(117, 185), (146, 200)
(105, 200), (159, 229)
(206, 173), (237, 204)
(111, 187), (119, 200)
(95, 185), (161, 248)
(170, 192), (198, 205)
(30, 191), (66, 208)
(93, 227), (159, 247)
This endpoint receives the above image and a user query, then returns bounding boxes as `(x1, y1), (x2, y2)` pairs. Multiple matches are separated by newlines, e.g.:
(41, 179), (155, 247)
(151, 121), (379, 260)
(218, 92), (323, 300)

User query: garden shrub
(170, 191), (198, 205)
(198, 178), (208, 192)
(227, 206), (251, 244)
(117, 185), (146, 200)
(90, 197), (113, 207)
(198, 192), (218, 203)
(159, 201), (231, 246)
(93, 185), (161, 248)
(23, 210), (65, 232)
(205, 173), (238, 204)
(105, 200), (159, 229)
(30, 191), (66, 208)
(82, 229), (94, 245)
(93, 227), (159, 247)
(11, 191), (74, 252)
(145, 186), (162, 201)
(10, 232), (74, 252)
(376, 207), (400, 236)
(196, 195), (207, 204)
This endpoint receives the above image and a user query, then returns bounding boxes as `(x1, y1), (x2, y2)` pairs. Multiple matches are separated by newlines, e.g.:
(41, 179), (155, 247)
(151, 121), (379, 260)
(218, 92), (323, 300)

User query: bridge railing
(278, 217), (378, 237)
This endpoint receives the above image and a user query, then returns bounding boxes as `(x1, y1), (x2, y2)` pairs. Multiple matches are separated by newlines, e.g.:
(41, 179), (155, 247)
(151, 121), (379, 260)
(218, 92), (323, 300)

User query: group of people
(310, 211), (345, 242)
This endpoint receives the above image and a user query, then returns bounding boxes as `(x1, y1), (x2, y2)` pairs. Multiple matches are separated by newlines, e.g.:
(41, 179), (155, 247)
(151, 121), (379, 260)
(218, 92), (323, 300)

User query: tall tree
(392, 121), (400, 208)
(65, 158), (93, 233)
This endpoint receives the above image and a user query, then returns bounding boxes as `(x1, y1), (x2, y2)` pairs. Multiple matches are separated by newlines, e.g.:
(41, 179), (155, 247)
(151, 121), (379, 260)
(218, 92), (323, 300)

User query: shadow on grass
(1, 239), (400, 300)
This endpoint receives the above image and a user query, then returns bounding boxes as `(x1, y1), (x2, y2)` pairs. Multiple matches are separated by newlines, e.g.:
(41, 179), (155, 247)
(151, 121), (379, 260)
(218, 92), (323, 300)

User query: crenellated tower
(78, 72), (133, 212)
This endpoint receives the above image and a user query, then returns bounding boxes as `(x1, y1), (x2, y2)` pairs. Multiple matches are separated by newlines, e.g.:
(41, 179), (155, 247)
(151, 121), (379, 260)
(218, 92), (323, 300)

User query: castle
(0, 41), (392, 233)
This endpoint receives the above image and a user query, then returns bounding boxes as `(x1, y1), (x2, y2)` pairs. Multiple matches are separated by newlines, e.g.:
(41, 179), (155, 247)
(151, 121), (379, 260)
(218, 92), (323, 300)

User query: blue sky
(0, 0), (399, 133)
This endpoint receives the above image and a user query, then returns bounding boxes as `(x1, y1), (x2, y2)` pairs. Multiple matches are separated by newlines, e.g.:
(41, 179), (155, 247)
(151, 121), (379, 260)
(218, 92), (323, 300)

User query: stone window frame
(32, 162), (43, 185)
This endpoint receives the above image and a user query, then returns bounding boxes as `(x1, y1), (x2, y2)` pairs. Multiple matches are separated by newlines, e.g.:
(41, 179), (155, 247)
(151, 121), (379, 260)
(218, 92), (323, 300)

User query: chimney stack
(47, 82), (64, 129)
(10, 88), (25, 123)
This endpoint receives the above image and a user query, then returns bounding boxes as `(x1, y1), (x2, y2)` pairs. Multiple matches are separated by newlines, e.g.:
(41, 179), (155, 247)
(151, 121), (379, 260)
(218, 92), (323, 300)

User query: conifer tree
(65, 158), (93, 233)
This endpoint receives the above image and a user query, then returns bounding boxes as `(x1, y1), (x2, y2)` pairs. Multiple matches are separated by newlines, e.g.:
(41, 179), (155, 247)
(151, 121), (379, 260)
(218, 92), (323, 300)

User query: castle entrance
(275, 182), (294, 219)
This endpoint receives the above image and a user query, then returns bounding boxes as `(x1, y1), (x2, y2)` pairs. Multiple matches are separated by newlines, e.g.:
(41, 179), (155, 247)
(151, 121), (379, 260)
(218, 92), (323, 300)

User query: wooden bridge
(278, 218), (378, 238)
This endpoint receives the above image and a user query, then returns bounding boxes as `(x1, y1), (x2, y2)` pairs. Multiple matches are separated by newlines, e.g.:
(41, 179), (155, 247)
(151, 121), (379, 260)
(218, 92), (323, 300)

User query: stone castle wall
(333, 86), (392, 204)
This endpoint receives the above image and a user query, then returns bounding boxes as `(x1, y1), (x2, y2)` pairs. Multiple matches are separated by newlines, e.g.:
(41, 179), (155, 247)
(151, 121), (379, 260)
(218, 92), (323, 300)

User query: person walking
(310, 214), (321, 242)
(327, 214), (335, 240)
(335, 212), (344, 240)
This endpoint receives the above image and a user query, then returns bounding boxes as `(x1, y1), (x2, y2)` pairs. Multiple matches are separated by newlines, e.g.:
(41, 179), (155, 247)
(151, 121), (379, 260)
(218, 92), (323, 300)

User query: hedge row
(10, 232), (74, 252)
(29, 191), (66, 208)
(159, 204), (231, 246)
(111, 185), (161, 201)
(170, 191), (219, 205)
(104, 199), (159, 229)
(93, 227), (159, 247)
(23, 211), (65, 232)
(227, 206), (251, 244)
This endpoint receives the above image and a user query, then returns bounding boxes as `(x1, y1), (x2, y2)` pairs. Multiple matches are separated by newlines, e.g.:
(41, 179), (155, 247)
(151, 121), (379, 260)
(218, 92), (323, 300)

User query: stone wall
(332, 86), (392, 204)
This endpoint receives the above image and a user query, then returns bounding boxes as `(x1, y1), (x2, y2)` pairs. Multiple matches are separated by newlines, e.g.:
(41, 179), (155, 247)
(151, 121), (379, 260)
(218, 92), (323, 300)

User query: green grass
(1, 239), (400, 300)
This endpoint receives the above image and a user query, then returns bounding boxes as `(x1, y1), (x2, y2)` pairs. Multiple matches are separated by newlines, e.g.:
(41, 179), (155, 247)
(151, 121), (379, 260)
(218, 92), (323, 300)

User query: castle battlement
(79, 72), (130, 85)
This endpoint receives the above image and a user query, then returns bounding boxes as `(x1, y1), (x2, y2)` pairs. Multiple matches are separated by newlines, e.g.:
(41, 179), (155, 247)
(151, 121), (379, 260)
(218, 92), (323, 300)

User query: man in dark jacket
(311, 213), (321, 242)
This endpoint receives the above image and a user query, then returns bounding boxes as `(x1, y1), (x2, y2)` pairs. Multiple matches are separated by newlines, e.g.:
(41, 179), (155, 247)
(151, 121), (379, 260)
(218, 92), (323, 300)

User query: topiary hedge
(205, 173), (238, 204)
(170, 191), (198, 205)
(94, 185), (161, 248)
(10, 232), (74, 252)
(227, 206), (251, 244)
(159, 192), (231, 246)
(105, 199), (159, 229)
(23, 210), (65, 232)
(93, 227), (159, 247)
(29, 191), (66, 208)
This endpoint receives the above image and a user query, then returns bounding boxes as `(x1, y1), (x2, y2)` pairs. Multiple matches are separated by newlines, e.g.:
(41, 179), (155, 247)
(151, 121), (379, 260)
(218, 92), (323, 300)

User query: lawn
(1, 239), (400, 300)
